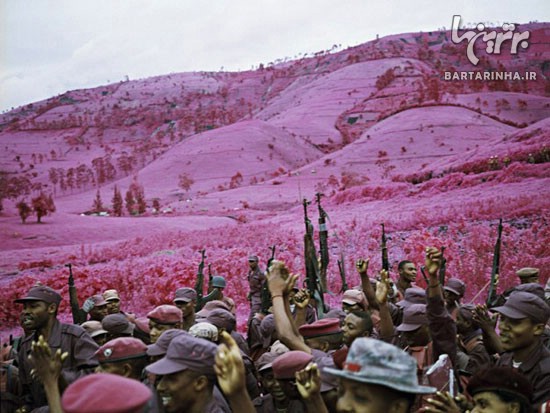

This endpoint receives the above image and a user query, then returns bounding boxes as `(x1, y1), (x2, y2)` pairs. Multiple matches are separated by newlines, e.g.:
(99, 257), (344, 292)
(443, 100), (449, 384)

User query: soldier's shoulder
(61, 322), (88, 337)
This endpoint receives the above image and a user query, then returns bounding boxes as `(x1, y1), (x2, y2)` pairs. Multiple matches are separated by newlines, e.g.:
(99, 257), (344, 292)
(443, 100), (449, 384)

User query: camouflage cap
(325, 337), (436, 394)
(188, 322), (219, 342)
(103, 289), (120, 302)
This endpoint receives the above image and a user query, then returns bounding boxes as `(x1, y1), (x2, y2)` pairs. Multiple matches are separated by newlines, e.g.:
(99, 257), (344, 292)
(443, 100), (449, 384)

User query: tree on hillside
(125, 189), (135, 215)
(32, 193), (56, 223)
(112, 185), (123, 216)
(16, 200), (32, 223)
(128, 177), (146, 215)
(178, 173), (194, 193)
(92, 190), (104, 213)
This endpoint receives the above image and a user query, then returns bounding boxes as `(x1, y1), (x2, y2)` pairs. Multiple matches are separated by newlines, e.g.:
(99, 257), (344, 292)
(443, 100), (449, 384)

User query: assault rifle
(303, 198), (325, 318)
(337, 257), (349, 293)
(487, 219), (503, 307)
(439, 246), (447, 286)
(260, 245), (276, 314)
(381, 223), (390, 272)
(194, 250), (207, 311)
(316, 193), (329, 292)
(66, 263), (86, 324)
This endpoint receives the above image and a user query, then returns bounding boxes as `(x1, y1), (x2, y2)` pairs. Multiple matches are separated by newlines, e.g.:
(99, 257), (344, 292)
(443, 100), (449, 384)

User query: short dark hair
(347, 311), (373, 335)
(398, 260), (413, 271)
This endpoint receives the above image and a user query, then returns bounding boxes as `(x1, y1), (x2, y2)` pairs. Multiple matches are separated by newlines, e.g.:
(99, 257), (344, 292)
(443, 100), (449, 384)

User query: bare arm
(357, 259), (379, 310)
(376, 270), (395, 340)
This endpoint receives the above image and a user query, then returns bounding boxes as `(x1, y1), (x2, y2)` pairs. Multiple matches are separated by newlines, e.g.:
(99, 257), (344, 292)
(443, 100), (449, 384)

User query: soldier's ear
(47, 303), (58, 315)
(533, 322), (545, 336)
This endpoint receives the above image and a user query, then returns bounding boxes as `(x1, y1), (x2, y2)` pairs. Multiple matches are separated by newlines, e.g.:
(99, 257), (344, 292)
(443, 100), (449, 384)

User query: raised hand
(267, 260), (292, 296)
(376, 269), (391, 305)
(215, 331), (246, 396)
(295, 362), (321, 400)
(423, 391), (464, 413)
(29, 335), (68, 384)
(356, 258), (369, 274)
(294, 289), (311, 309)
(425, 247), (442, 277)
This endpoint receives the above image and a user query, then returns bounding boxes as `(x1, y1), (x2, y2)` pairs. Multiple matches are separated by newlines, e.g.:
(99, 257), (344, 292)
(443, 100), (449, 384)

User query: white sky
(1, 0), (548, 112)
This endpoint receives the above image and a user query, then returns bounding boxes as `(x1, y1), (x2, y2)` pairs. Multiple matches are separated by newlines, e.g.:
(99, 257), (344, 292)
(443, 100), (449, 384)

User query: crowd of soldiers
(1, 248), (549, 413)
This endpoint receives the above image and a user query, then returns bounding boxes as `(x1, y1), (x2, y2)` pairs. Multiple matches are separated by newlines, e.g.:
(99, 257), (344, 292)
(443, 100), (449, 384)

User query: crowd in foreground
(1, 248), (550, 413)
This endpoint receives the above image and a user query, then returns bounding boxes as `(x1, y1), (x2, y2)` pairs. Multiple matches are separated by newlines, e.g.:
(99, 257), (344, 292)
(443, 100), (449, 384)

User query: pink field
(1, 23), (549, 339)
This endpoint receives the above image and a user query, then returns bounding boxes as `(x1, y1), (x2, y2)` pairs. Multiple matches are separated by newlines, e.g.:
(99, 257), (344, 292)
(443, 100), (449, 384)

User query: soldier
(516, 267), (540, 285)
(247, 255), (266, 318)
(173, 287), (197, 331)
(146, 305), (183, 344)
(95, 337), (148, 380)
(145, 334), (231, 412)
(443, 277), (465, 320)
(101, 313), (135, 341)
(82, 294), (109, 322)
(102, 289), (135, 322)
(491, 291), (550, 409)
(395, 260), (418, 301)
(80, 321), (109, 346)
(209, 276), (236, 314)
(14, 285), (99, 412)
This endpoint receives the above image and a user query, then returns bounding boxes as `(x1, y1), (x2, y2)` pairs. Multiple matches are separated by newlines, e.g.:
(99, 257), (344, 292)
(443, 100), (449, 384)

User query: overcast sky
(1, 0), (548, 112)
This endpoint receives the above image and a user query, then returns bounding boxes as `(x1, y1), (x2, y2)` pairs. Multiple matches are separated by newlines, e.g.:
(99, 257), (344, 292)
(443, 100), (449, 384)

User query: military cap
(325, 337), (436, 394)
(396, 287), (426, 309)
(206, 309), (236, 333)
(81, 320), (109, 338)
(90, 294), (108, 307)
(443, 278), (466, 298)
(195, 300), (232, 319)
(61, 373), (151, 413)
(512, 283), (545, 300)
(516, 267), (539, 279)
(299, 318), (341, 339)
(188, 322), (219, 342)
(458, 304), (476, 323)
(14, 285), (62, 305)
(256, 351), (280, 373)
(173, 287), (197, 303)
(248, 255), (259, 262)
(133, 317), (151, 334)
(102, 314), (134, 335)
(147, 305), (182, 325)
(147, 329), (188, 357)
(342, 289), (368, 310)
(492, 291), (550, 324)
(396, 304), (428, 332)
(324, 308), (347, 324)
(467, 366), (532, 406)
(103, 289), (120, 302)
(272, 351), (313, 379)
(95, 337), (147, 363)
(146, 334), (218, 379)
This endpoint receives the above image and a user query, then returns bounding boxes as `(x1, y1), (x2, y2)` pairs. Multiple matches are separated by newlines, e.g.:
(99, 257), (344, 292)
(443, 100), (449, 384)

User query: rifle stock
(487, 219), (503, 307)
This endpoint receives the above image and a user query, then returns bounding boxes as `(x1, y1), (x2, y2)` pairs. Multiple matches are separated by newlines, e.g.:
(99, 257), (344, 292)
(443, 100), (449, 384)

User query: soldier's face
(149, 321), (178, 344)
(471, 391), (519, 413)
(157, 370), (202, 413)
(399, 264), (417, 282)
(248, 261), (258, 270)
(498, 315), (542, 352)
(89, 304), (108, 321)
(342, 313), (369, 347)
(20, 301), (55, 331)
(106, 299), (121, 314)
(175, 300), (195, 317)
(337, 378), (410, 413)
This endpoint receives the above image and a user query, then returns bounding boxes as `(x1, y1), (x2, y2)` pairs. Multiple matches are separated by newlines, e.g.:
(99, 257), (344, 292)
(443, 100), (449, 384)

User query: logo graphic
(450, 15), (530, 65)
(103, 348), (113, 358)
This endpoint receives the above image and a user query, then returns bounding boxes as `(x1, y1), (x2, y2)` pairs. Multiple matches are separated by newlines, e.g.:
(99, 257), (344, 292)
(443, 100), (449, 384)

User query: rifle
(337, 257), (348, 293)
(303, 198), (325, 318)
(194, 250), (206, 311)
(381, 223), (390, 272)
(439, 246), (447, 286)
(66, 263), (86, 324)
(260, 245), (276, 314)
(316, 193), (329, 292)
(487, 219), (503, 307)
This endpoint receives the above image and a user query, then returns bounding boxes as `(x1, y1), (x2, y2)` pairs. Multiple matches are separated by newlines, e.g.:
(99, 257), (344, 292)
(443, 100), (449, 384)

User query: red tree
(32, 193), (55, 223)
(16, 200), (32, 223)
(112, 185), (123, 216)
(92, 190), (104, 213)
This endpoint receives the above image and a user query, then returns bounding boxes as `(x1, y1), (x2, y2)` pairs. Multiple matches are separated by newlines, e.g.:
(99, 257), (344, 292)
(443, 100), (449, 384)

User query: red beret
(95, 337), (147, 363)
(272, 351), (313, 379)
(299, 318), (341, 339)
(62, 373), (151, 413)
(147, 305), (182, 325)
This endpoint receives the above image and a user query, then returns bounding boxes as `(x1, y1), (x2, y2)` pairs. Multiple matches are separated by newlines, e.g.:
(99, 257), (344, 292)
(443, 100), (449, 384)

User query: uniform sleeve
(427, 294), (457, 368)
